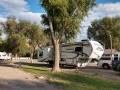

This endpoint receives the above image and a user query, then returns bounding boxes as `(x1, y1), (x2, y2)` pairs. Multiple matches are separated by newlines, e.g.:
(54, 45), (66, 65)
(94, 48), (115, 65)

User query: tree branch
(58, 21), (67, 43)
(48, 14), (56, 44)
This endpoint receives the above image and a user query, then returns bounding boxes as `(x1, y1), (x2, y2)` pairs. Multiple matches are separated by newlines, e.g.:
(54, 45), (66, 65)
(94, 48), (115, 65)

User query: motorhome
(38, 40), (104, 67)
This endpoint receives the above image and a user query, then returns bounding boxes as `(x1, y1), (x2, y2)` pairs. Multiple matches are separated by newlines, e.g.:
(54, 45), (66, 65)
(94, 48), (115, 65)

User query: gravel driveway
(0, 65), (58, 90)
(79, 63), (120, 79)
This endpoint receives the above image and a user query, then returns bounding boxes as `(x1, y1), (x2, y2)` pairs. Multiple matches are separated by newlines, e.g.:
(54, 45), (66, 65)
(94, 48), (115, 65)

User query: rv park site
(0, 58), (120, 90)
(1, 0), (120, 90)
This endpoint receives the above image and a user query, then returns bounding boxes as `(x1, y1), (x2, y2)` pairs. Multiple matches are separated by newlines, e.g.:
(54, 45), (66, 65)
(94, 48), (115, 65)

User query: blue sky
(0, 0), (117, 14)
(0, 0), (120, 40)
(96, 0), (120, 4)
(25, 0), (45, 13)
(26, 0), (120, 13)
(23, 0), (120, 13)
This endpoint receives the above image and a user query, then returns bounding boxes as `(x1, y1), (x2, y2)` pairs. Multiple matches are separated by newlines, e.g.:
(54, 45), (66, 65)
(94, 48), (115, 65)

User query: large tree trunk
(15, 53), (18, 60)
(52, 42), (60, 72)
(30, 48), (34, 63)
(30, 53), (33, 63)
(10, 54), (13, 62)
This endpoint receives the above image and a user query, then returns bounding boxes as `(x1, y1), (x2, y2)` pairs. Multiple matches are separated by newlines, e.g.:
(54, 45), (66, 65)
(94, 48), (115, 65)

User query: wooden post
(109, 35), (113, 58)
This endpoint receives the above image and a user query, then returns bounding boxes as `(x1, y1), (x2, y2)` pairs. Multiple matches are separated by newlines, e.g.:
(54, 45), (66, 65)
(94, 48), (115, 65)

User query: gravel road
(79, 63), (120, 79)
(0, 65), (58, 90)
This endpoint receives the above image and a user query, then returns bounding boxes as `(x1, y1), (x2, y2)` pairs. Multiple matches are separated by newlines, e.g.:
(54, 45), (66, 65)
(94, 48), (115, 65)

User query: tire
(48, 61), (53, 67)
(103, 64), (110, 69)
(113, 67), (117, 71)
(117, 64), (120, 71)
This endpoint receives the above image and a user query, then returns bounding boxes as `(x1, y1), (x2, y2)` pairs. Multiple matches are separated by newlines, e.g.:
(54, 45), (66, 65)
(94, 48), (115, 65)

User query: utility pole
(109, 35), (113, 58)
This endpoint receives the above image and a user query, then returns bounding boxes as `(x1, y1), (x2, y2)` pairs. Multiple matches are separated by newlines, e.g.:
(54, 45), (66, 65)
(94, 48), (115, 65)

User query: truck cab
(112, 52), (120, 71)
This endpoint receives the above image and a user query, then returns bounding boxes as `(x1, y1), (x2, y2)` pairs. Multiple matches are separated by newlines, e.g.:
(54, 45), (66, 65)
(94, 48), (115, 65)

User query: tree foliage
(5, 34), (27, 56)
(39, 0), (96, 72)
(2, 16), (18, 35)
(41, 0), (95, 41)
(25, 22), (49, 60)
(87, 16), (120, 50)
(1, 16), (49, 59)
(0, 16), (28, 58)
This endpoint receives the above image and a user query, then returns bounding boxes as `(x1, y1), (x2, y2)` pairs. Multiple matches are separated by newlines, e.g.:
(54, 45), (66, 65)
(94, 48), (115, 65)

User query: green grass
(19, 62), (120, 90)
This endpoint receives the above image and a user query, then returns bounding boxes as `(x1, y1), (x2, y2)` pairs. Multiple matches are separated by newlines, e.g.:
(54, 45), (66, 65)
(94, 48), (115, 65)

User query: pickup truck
(112, 60), (120, 71)
(97, 54), (119, 69)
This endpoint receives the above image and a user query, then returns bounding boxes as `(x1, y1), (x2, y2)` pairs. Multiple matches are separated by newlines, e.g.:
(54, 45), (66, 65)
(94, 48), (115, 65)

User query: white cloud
(11, 12), (42, 25)
(0, 0), (42, 24)
(0, 16), (6, 22)
(0, 0), (43, 39)
(77, 2), (120, 41)
(0, 0), (28, 13)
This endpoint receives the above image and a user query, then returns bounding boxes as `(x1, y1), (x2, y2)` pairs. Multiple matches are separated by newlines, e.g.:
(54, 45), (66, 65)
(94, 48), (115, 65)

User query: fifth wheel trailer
(38, 40), (104, 67)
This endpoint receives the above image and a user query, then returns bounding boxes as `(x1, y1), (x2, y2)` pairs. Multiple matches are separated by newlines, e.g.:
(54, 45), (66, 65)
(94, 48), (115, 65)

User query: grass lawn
(18, 61), (120, 90)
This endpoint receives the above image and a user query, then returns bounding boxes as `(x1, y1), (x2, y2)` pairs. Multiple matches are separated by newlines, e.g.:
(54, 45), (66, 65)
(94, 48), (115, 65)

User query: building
(103, 49), (117, 56)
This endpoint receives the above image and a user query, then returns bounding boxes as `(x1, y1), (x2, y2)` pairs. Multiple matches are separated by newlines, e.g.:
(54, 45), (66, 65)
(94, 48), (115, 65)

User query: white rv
(38, 40), (104, 67)
(0, 52), (11, 60)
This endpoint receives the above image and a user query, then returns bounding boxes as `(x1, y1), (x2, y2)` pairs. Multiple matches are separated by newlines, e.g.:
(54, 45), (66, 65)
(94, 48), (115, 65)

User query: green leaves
(1, 16), (49, 57)
(87, 16), (120, 50)
(6, 34), (27, 55)
(40, 0), (95, 42)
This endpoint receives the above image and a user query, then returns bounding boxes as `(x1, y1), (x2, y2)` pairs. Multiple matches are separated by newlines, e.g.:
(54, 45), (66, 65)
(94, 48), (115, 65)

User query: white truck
(97, 52), (120, 69)
(38, 40), (104, 67)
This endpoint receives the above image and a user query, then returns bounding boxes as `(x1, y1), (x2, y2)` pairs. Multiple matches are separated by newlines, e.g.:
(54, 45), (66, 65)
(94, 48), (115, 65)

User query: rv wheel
(48, 61), (53, 67)
(103, 64), (110, 69)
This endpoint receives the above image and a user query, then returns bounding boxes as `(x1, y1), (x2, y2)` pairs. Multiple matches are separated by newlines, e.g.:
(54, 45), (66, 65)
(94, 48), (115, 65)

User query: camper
(0, 52), (11, 60)
(38, 40), (104, 67)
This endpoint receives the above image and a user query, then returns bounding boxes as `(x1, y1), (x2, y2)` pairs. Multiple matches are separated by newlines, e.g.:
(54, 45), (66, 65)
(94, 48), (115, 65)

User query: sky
(0, 0), (120, 40)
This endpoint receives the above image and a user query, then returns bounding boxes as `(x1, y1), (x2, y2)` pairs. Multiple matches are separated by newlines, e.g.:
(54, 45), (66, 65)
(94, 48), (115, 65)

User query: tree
(0, 16), (28, 59)
(87, 17), (120, 50)
(39, 0), (96, 72)
(5, 34), (28, 60)
(26, 23), (48, 62)
(0, 29), (3, 44)
(0, 29), (4, 51)
(18, 20), (49, 62)
(1, 16), (48, 61)
(2, 16), (18, 35)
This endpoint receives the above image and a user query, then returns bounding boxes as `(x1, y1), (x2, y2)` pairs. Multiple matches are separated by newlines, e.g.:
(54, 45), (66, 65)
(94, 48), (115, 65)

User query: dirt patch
(0, 65), (58, 90)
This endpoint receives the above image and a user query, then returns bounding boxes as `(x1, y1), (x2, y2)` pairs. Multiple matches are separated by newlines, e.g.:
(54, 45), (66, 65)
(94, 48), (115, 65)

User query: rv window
(75, 47), (82, 52)
(39, 52), (43, 57)
(114, 57), (118, 60)
(114, 54), (118, 60)
(100, 57), (111, 60)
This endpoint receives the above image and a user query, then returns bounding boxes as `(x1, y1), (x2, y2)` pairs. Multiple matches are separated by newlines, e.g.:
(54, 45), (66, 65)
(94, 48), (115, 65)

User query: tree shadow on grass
(23, 66), (48, 72)
(0, 64), (14, 68)
(0, 61), (51, 70)
(14, 62), (50, 68)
